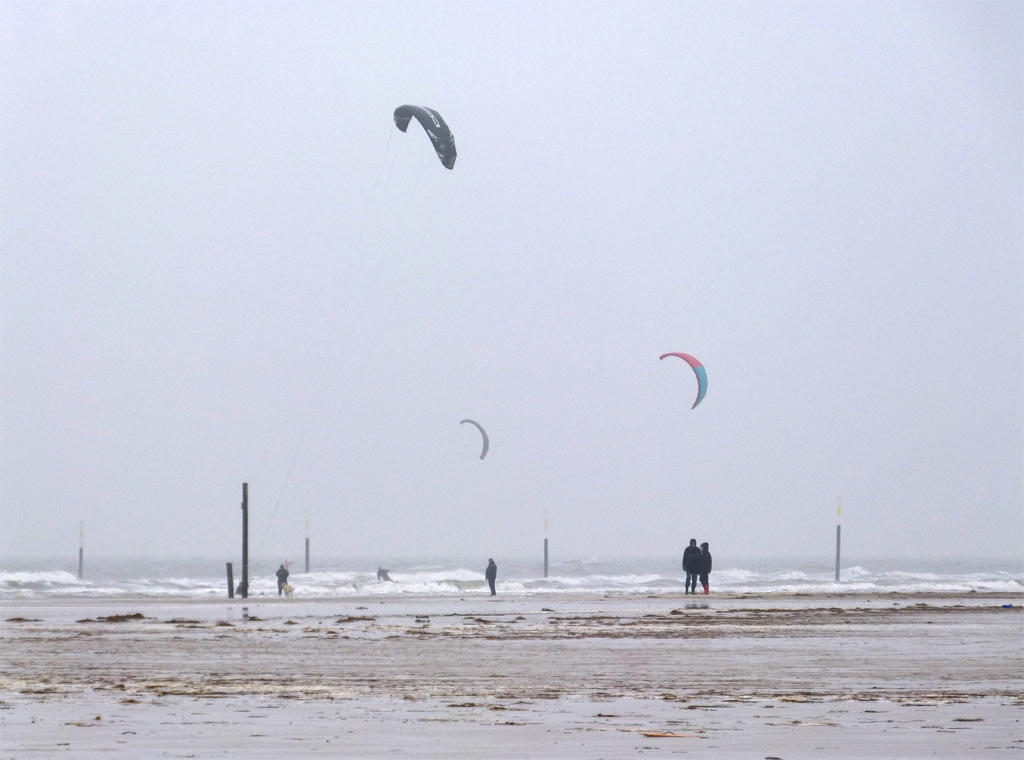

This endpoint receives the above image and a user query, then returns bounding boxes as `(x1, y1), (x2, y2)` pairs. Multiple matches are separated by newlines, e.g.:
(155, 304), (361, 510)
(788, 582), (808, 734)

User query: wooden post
(226, 562), (234, 598)
(241, 483), (249, 598)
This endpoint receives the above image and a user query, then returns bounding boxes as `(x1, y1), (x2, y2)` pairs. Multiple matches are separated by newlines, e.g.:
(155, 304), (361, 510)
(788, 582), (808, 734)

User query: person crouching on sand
(699, 543), (712, 594)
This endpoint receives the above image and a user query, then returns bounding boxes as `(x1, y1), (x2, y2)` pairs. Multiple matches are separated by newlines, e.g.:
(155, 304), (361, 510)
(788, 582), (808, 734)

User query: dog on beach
(281, 582), (294, 598)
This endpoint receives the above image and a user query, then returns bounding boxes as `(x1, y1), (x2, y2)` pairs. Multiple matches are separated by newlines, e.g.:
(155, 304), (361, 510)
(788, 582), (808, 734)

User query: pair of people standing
(682, 539), (712, 594)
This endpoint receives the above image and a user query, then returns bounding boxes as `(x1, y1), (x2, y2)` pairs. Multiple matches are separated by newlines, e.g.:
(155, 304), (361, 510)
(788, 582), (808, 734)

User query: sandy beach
(2, 591), (1021, 758)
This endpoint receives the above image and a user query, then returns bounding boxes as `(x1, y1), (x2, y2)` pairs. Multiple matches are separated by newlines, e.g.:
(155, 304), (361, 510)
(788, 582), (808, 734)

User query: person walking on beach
(275, 564), (290, 597)
(485, 558), (497, 596)
(699, 542), (712, 595)
(682, 538), (701, 594)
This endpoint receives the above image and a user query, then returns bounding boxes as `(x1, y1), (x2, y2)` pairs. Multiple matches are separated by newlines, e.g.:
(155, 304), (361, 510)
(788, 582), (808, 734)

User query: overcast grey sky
(2, 1), (1021, 564)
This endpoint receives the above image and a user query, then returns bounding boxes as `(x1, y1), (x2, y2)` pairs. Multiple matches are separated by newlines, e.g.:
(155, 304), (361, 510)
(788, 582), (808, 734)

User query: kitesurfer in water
(699, 543), (712, 595)
(485, 558), (497, 596)
(376, 567), (394, 582)
(682, 539), (702, 594)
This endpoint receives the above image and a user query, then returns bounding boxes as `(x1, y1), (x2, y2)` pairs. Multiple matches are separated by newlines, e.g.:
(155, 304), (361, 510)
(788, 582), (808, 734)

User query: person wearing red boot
(699, 542), (712, 594)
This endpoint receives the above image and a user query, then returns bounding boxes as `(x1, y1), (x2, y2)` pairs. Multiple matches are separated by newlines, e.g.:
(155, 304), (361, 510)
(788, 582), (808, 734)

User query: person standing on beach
(699, 543), (712, 595)
(485, 558), (497, 596)
(682, 538), (701, 594)
(275, 564), (289, 596)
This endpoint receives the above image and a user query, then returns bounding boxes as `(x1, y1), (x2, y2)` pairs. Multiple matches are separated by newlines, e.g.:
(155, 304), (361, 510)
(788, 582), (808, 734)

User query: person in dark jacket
(485, 558), (497, 596)
(275, 564), (290, 596)
(682, 538), (701, 594)
(699, 543), (712, 595)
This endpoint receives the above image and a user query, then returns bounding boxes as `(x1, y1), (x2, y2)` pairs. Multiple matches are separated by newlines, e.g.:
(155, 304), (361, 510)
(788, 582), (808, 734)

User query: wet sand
(2, 592), (1022, 757)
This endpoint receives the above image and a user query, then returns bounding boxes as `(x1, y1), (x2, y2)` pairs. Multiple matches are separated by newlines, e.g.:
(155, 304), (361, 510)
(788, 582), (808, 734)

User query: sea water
(1, 556), (1020, 600)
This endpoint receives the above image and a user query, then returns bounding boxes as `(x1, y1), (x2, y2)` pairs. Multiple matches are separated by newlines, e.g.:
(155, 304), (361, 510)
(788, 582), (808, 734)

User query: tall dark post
(241, 483), (249, 598)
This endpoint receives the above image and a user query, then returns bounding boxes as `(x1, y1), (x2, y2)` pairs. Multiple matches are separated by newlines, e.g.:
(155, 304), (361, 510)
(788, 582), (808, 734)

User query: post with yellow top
(835, 498), (842, 583)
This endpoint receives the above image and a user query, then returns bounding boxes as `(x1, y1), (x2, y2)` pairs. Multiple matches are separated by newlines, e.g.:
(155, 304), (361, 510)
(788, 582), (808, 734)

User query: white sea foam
(0, 557), (1020, 600)
(0, 570), (80, 586)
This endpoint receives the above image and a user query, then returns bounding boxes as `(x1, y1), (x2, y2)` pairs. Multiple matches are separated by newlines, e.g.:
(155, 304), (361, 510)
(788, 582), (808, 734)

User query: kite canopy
(459, 419), (489, 460)
(393, 105), (457, 169)
(659, 353), (708, 409)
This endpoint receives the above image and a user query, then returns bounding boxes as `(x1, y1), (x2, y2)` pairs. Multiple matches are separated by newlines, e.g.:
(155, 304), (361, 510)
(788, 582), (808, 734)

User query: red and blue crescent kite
(659, 353), (708, 409)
